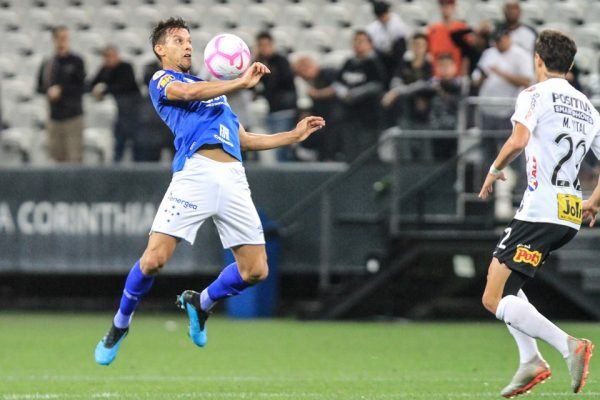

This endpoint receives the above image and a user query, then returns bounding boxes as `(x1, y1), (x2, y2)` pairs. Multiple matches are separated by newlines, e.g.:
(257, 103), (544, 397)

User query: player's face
(161, 28), (193, 72)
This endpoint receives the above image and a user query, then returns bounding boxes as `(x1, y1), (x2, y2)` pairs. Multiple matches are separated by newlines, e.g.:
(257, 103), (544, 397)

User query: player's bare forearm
(492, 123), (530, 170)
(166, 79), (246, 101)
(240, 116), (325, 151)
(583, 177), (600, 227)
(167, 62), (271, 101)
(240, 131), (298, 151)
(479, 123), (529, 200)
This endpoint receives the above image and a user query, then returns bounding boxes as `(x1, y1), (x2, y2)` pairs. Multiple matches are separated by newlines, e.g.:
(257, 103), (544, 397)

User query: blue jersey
(148, 69), (242, 172)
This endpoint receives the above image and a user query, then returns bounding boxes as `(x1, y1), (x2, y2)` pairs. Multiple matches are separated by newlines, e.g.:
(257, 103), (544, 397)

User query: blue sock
(113, 261), (155, 328)
(203, 263), (250, 310)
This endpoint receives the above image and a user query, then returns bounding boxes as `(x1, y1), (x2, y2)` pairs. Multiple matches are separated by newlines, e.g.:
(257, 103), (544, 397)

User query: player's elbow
(507, 136), (528, 151)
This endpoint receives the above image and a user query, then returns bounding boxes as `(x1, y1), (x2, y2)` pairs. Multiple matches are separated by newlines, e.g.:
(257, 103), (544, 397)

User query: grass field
(0, 313), (598, 399)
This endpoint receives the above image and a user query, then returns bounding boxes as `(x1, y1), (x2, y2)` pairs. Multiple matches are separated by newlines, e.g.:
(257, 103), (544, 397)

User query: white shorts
(151, 154), (265, 248)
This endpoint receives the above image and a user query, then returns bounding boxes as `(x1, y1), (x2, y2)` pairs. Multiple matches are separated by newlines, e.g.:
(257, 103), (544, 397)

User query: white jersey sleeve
(511, 86), (540, 133)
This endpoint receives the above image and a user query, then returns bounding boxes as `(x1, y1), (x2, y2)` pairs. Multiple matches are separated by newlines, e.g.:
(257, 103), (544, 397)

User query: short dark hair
(373, 1), (390, 17)
(256, 31), (273, 42)
(354, 29), (372, 43)
(437, 53), (455, 63)
(535, 29), (577, 74)
(412, 32), (428, 42)
(150, 17), (190, 61)
(51, 25), (67, 38)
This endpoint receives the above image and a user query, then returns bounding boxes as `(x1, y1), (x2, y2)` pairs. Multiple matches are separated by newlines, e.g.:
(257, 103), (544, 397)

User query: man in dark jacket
(90, 46), (141, 162)
(37, 26), (85, 162)
(254, 31), (297, 161)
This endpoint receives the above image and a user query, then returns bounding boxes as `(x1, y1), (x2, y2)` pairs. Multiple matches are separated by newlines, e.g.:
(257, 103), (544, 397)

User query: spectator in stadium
(496, 0), (537, 54)
(381, 33), (433, 130)
(366, 0), (410, 84)
(472, 28), (534, 133)
(450, 20), (493, 76)
(253, 31), (298, 161)
(90, 46), (141, 162)
(36, 25), (85, 163)
(292, 55), (344, 161)
(427, 0), (468, 77)
(479, 29), (594, 398)
(427, 54), (464, 159)
(330, 30), (387, 162)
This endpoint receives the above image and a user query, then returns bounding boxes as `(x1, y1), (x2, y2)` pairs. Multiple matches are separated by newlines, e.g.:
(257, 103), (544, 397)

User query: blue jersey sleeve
(148, 70), (177, 103)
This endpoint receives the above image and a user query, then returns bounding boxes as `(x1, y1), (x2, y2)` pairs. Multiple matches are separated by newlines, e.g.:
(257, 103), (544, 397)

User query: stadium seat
(519, 1), (547, 26)
(545, 2), (583, 26)
(171, 6), (202, 29)
(93, 7), (128, 32)
(111, 30), (145, 57)
(271, 27), (298, 54)
(295, 28), (335, 53)
(352, 3), (375, 28)
(128, 5), (162, 31)
(329, 28), (354, 52)
(320, 49), (352, 69)
(237, 4), (277, 31)
(397, 3), (431, 28)
(573, 24), (600, 50)
(0, 32), (34, 58)
(72, 31), (107, 59)
(0, 127), (37, 164)
(0, 58), (17, 79)
(1, 79), (34, 106)
(575, 46), (598, 76)
(62, 7), (92, 31)
(20, 8), (55, 33)
(84, 94), (117, 130)
(278, 4), (314, 29)
(191, 30), (215, 54)
(536, 22), (572, 36)
(83, 127), (113, 164)
(313, 3), (352, 29)
(0, 9), (21, 31)
(199, 5), (238, 31)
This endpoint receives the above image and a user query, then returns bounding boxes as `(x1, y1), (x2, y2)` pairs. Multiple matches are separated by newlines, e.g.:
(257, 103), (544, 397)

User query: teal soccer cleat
(176, 290), (209, 347)
(95, 324), (129, 366)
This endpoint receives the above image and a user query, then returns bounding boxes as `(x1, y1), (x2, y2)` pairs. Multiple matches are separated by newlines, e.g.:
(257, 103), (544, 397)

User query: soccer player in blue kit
(95, 17), (325, 365)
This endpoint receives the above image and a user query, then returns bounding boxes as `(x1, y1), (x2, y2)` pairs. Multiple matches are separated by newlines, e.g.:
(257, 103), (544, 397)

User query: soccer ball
(203, 33), (252, 80)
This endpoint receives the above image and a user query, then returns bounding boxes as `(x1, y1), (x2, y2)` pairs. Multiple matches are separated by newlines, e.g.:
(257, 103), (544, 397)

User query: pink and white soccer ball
(203, 33), (252, 80)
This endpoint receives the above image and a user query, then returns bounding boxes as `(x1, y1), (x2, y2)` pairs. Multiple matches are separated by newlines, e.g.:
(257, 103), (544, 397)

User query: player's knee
(481, 292), (499, 314)
(140, 251), (169, 275)
(239, 256), (269, 283)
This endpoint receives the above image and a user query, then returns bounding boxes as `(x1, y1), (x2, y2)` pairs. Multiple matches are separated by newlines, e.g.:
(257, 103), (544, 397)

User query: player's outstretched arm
(240, 116), (326, 151)
(166, 62), (270, 101)
(583, 178), (600, 227)
(479, 122), (530, 200)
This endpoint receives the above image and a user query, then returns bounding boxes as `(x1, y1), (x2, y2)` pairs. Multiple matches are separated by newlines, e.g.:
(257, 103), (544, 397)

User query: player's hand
(239, 62), (270, 89)
(291, 116), (326, 142)
(47, 85), (62, 102)
(478, 171), (507, 200)
(582, 199), (599, 227)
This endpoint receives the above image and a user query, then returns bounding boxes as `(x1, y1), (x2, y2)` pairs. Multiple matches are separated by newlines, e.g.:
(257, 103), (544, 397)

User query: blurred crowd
(26, 0), (593, 165)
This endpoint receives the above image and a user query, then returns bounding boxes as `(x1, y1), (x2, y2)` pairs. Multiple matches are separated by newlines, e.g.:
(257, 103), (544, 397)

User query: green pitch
(0, 313), (598, 399)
